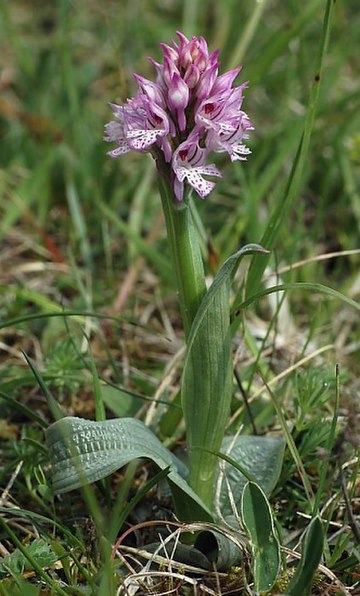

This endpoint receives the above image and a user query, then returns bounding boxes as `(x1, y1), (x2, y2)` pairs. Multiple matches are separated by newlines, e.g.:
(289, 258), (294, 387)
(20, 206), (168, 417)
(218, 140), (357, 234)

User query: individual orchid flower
(172, 133), (222, 201)
(206, 114), (253, 162)
(105, 31), (253, 201)
(104, 97), (170, 156)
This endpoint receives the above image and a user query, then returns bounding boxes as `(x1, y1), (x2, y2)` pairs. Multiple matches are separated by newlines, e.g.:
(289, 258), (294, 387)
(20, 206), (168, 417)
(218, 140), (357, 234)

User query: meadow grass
(0, 0), (359, 594)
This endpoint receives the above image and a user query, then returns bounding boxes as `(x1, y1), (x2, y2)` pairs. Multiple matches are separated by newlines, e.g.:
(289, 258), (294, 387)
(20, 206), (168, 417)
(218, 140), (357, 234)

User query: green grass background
(0, 0), (359, 593)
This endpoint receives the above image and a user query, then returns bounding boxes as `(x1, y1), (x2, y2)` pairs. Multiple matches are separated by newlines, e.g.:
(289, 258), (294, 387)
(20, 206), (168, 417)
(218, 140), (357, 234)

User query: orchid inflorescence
(104, 32), (253, 201)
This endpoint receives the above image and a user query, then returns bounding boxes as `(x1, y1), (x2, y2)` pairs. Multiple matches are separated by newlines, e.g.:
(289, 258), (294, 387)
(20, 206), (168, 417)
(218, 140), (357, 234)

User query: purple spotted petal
(176, 164), (221, 198)
(172, 135), (222, 200)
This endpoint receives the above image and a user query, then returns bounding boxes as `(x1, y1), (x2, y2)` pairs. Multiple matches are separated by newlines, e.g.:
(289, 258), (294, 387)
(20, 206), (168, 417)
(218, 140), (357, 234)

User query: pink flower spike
(105, 31), (253, 202)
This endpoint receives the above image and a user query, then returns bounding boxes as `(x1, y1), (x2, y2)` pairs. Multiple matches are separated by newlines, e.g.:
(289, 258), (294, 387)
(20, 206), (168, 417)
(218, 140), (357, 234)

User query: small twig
(269, 248), (360, 279)
(112, 520), (182, 559)
(0, 542), (11, 557)
(0, 461), (23, 507)
(116, 544), (228, 578)
(338, 463), (360, 545)
(234, 367), (257, 435)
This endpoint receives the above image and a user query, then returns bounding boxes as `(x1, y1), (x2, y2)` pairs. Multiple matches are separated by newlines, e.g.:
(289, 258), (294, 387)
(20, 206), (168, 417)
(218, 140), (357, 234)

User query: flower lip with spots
(172, 133), (222, 201)
(104, 31), (253, 201)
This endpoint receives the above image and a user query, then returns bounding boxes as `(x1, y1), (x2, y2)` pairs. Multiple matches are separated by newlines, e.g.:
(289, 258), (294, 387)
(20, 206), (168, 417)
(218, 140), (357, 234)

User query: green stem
(157, 162), (226, 510)
(157, 174), (207, 339)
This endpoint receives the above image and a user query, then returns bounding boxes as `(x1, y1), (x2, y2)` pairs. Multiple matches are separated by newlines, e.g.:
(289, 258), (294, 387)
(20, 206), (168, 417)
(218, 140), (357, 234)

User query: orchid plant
(46, 31), (286, 583)
(103, 32), (268, 505)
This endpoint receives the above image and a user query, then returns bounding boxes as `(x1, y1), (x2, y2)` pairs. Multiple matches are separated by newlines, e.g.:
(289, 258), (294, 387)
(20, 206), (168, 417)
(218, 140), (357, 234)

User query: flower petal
(184, 169), (217, 198)
(127, 128), (164, 150)
(107, 144), (131, 158)
(175, 163), (222, 198)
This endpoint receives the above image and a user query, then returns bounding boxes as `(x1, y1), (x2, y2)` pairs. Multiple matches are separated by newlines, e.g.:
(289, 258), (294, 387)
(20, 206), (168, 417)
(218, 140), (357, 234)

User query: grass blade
(245, 0), (336, 298)
(235, 281), (360, 315)
(0, 391), (47, 428)
(22, 352), (64, 422)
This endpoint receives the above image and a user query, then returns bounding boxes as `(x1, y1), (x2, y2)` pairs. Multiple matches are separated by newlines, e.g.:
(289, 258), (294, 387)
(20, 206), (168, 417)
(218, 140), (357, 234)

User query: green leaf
(46, 416), (213, 522)
(287, 515), (324, 596)
(0, 539), (58, 578)
(0, 515), (66, 595)
(241, 481), (281, 593)
(182, 244), (268, 507)
(101, 384), (144, 417)
(218, 435), (285, 517)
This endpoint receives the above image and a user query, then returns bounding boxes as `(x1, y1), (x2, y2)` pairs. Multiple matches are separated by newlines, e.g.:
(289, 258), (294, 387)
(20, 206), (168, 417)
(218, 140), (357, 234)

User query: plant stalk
(157, 167), (232, 509)
(157, 174), (207, 340)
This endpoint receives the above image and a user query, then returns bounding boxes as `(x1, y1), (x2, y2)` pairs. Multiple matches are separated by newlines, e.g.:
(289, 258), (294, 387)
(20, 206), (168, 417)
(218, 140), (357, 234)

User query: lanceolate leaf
(46, 416), (212, 522)
(241, 481), (281, 593)
(287, 515), (324, 596)
(182, 244), (268, 506)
